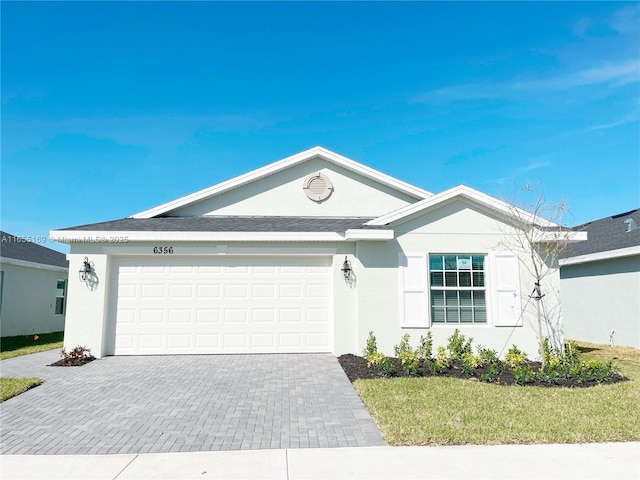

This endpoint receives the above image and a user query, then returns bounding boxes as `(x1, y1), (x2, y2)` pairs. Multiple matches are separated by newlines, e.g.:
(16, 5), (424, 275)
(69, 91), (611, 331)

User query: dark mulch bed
(49, 357), (96, 367)
(338, 354), (627, 388)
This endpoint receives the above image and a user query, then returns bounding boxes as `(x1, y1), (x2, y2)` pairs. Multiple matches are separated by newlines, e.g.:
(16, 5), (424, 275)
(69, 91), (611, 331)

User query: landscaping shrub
(416, 332), (433, 361)
(350, 331), (624, 387)
(505, 345), (528, 368)
(394, 334), (420, 376)
(513, 364), (536, 385)
(435, 346), (450, 371)
(446, 329), (473, 362)
(58, 346), (94, 366)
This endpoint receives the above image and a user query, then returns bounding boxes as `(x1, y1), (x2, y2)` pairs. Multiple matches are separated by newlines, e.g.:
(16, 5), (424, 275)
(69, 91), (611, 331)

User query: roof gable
(366, 184), (558, 228)
(132, 147), (432, 219)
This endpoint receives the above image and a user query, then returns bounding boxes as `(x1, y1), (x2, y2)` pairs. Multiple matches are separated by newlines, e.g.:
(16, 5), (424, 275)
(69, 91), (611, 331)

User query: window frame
(429, 253), (488, 326)
(55, 279), (66, 316)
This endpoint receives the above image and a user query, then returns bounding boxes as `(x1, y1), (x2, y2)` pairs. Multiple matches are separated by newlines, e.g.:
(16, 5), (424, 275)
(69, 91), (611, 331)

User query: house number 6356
(153, 246), (174, 254)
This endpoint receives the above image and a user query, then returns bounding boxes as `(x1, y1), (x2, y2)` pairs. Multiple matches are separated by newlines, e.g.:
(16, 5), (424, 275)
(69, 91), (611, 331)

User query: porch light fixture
(341, 256), (352, 281)
(79, 257), (94, 283)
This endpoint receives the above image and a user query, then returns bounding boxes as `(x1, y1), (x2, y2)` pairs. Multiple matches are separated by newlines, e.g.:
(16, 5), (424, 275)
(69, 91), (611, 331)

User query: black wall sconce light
(79, 256), (94, 283)
(341, 256), (352, 282)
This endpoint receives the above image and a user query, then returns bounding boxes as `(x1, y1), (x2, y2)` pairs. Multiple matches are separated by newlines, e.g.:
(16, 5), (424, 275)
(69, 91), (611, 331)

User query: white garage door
(110, 256), (332, 355)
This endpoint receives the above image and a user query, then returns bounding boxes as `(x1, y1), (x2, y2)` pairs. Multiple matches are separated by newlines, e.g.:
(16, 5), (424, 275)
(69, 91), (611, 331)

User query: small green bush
(394, 334), (420, 376)
(477, 346), (499, 366)
(377, 354), (396, 377)
(435, 346), (450, 370)
(446, 329), (473, 361)
(394, 334), (412, 358)
(416, 332), (433, 361)
(505, 345), (528, 368)
(460, 352), (482, 376)
(365, 351), (385, 368)
(363, 331), (378, 357)
(579, 359), (617, 383)
(513, 364), (536, 385)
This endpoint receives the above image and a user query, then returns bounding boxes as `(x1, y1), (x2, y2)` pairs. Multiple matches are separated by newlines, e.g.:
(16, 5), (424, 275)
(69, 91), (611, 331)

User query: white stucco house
(560, 209), (640, 348)
(0, 231), (69, 337)
(51, 147), (581, 359)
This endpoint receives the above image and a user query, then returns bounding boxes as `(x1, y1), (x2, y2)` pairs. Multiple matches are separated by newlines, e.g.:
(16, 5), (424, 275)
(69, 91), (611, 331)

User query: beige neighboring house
(0, 231), (69, 337)
(560, 209), (640, 348)
(51, 147), (583, 359)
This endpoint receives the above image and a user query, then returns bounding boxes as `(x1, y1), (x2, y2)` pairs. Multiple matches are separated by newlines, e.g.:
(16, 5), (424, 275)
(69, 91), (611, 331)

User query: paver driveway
(0, 351), (385, 455)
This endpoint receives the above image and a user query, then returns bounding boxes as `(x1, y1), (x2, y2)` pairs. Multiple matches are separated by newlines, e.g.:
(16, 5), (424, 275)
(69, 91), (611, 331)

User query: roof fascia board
(560, 245), (640, 266)
(366, 185), (557, 228)
(131, 147), (432, 219)
(0, 256), (69, 272)
(531, 230), (588, 244)
(50, 230), (346, 243)
(344, 229), (394, 241)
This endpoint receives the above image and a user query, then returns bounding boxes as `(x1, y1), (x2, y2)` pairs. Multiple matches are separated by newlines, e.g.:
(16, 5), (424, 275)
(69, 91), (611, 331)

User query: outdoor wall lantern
(341, 256), (352, 281)
(79, 256), (94, 283)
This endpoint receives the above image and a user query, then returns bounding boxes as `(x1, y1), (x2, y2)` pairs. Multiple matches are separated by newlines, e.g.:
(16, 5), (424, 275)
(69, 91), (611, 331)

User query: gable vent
(303, 172), (333, 202)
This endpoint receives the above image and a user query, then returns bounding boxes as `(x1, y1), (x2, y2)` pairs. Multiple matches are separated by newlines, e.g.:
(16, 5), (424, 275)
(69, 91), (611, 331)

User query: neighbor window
(429, 254), (486, 324)
(55, 279), (66, 315)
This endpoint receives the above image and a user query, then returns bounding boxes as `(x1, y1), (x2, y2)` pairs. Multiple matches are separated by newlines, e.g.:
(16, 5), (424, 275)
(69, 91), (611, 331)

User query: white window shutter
(492, 252), (522, 327)
(398, 253), (429, 327)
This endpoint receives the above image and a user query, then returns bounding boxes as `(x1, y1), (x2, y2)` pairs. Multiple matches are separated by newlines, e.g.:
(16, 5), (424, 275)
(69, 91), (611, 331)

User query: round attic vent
(303, 172), (333, 202)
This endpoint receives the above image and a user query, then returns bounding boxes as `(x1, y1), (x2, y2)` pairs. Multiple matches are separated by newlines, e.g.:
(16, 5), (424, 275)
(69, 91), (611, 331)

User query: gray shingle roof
(562, 209), (640, 258)
(56, 216), (382, 233)
(0, 231), (68, 268)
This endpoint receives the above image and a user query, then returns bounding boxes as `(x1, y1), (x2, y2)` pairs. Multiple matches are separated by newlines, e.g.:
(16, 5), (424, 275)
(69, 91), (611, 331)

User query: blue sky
(2, 1), (638, 253)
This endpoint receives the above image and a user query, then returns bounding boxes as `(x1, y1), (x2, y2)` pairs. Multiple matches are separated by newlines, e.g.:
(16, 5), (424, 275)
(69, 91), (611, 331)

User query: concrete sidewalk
(2, 442), (638, 480)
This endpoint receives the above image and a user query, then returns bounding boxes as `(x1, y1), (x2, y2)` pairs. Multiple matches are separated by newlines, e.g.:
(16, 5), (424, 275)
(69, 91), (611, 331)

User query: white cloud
(416, 59), (639, 103)
(607, 4), (640, 35)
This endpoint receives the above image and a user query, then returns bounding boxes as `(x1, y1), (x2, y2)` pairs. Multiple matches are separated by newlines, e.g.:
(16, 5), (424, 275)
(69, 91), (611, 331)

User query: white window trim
(428, 253), (490, 327)
(55, 279), (66, 316)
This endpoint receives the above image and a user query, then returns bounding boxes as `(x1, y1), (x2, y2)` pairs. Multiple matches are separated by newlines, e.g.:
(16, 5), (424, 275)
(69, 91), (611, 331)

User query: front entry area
(107, 256), (332, 355)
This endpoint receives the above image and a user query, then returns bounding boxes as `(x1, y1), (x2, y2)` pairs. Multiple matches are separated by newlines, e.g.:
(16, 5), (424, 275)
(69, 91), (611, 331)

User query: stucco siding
(168, 158), (417, 217)
(0, 263), (67, 337)
(561, 255), (640, 348)
(352, 201), (559, 358)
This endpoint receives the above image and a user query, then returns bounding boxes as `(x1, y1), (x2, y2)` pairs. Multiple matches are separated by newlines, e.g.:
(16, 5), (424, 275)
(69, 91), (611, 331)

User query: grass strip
(1, 377), (44, 402)
(0, 332), (64, 360)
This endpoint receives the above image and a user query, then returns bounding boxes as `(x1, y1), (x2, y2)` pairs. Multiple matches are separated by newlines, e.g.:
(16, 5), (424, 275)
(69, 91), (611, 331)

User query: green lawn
(1, 377), (44, 402)
(0, 332), (63, 401)
(355, 341), (640, 445)
(0, 331), (64, 360)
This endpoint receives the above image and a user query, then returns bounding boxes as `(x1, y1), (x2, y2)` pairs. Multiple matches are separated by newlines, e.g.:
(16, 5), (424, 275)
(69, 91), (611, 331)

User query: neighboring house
(560, 209), (640, 349)
(51, 147), (581, 358)
(0, 231), (69, 337)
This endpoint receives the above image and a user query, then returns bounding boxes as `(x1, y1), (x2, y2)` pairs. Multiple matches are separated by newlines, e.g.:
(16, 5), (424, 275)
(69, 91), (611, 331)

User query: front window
(55, 279), (66, 315)
(429, 254), (486, 324)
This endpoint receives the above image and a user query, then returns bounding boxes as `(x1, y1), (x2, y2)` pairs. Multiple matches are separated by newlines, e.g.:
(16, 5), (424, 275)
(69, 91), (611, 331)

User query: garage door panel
(307, 333), (330, 347)
(197, 284), (220, 299)
(112, 256), (332, 355)
(224, 309), (248, 324)
(196, 309), (220, 323)
(141, 285), (164, 298)
(168, 309), (192, 324)
(251, 333), (275, 348)
(252, 309), (275, 323)
(167, 334), (191, 349)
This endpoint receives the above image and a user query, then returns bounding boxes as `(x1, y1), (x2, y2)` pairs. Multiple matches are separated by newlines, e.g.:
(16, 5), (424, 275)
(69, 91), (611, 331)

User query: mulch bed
(49, 357), (96, 367)
(338, 354), (627, 388)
